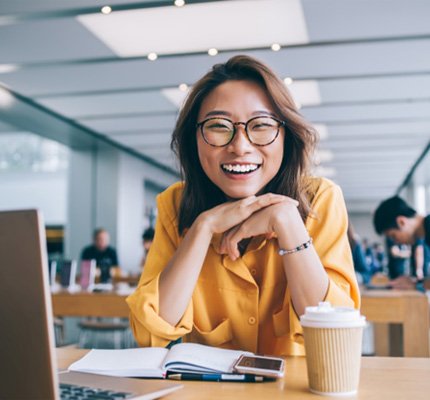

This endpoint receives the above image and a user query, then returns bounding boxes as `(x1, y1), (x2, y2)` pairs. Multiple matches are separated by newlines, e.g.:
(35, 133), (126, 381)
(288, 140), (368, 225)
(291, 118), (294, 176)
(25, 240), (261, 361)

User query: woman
(127, 55), (359, 356)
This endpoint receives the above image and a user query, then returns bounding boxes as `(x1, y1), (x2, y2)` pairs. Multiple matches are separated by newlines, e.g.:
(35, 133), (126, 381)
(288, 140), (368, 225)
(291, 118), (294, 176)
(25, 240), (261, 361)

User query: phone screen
(236, 356), (283, 371)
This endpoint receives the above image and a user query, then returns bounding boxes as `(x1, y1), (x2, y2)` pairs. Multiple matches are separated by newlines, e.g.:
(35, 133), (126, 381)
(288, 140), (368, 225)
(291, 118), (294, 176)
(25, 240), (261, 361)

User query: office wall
(0, 170), (67, 225)
(66, 145), (177, 273)
(117, 154), (147, 274)
(349, 212), (380, 244)
(116, 152), (176, 273)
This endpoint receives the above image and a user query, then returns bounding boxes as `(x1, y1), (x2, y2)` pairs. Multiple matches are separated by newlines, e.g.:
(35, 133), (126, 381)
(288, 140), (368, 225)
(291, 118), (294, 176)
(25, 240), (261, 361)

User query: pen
(167, 373), (264, 382)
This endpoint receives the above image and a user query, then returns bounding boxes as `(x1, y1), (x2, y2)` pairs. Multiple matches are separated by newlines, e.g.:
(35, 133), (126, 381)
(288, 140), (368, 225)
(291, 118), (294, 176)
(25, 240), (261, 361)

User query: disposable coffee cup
(300, 301), (366, 396)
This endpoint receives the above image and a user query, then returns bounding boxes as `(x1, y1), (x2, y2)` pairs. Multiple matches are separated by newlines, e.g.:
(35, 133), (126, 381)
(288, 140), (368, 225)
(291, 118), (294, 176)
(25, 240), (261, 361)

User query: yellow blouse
(127, 177), (360, 356)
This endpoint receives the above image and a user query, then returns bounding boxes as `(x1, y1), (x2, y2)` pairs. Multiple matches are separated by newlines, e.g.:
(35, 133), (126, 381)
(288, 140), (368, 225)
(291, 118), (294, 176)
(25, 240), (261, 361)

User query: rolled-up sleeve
(126, 184), (194, 347)
(287, 180), (360, 341)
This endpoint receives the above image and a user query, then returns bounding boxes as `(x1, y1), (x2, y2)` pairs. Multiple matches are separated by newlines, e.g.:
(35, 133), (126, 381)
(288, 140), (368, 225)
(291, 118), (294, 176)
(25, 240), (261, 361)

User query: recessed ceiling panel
(325, 121), (430, 137)
(111, 132), (172, 147)
(0, 0), (163, 15)
(319, 75), (430, 103)
(80, 114), (177, 133)
(37, 90), (177, 118)
(0, 18), (115, 64)
(303, 101), (430, 123)
(303, 0), (430, 41)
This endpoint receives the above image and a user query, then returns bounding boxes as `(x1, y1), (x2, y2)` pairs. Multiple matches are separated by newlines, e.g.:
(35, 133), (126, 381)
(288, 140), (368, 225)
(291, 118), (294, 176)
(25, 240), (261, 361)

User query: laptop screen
(0, 209), (59, 399)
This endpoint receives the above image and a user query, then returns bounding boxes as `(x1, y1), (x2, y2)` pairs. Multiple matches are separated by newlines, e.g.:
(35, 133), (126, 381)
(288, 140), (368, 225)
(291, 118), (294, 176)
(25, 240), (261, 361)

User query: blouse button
(248, 316), (256, 325)
(250, 268), (257, 276)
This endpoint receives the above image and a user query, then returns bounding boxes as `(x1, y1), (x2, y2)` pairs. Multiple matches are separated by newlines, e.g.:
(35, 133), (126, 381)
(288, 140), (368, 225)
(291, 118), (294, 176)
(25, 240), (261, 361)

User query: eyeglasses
(196, 116), (285, 147)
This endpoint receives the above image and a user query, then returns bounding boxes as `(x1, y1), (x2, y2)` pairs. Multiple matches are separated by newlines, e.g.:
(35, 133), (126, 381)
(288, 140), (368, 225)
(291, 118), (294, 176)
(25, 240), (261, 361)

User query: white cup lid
(300, 301), (366, 328)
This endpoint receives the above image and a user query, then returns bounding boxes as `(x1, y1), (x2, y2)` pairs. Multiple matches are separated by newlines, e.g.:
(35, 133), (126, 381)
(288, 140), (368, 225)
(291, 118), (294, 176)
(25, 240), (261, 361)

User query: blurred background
(0, 0), (429, 274)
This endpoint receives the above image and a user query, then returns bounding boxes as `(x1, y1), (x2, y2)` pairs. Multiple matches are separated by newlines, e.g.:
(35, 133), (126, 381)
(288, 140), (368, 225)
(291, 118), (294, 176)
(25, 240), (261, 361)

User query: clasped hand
(199, 193), (301, 261)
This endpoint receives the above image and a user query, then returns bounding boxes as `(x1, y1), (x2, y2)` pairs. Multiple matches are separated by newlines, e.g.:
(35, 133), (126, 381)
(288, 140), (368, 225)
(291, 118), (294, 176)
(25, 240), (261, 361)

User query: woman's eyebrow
(203, 110), (277, 118)
(204, 110), (232, 118)
(250, 110), (277, 117)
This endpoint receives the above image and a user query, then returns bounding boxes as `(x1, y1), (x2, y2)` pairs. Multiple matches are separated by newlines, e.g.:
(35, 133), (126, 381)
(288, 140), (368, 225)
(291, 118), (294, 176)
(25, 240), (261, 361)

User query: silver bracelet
(278, 237), (313, 256)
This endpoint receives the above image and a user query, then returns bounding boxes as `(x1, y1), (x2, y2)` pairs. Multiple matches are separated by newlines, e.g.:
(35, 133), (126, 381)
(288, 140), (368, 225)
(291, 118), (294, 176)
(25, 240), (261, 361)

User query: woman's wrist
(193, 212), (215, 238)
(273, 205), (309, 249)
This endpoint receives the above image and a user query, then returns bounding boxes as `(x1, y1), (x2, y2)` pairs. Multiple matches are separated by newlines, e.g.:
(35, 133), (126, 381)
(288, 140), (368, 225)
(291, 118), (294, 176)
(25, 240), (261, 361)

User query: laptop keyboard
(60, 383), (135, 400)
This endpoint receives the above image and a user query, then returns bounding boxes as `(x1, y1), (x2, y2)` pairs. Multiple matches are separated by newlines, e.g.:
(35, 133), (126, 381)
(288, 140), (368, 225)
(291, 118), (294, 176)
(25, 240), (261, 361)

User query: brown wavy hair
(171, 55), (317, 235)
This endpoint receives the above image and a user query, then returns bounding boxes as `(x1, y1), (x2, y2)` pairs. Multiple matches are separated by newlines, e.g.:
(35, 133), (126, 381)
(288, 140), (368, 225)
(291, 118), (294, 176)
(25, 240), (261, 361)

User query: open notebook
(69, 343), (252, 378)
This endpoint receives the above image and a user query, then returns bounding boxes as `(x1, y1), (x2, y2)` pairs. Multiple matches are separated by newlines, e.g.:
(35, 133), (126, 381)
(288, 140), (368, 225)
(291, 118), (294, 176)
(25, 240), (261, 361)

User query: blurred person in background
(140, 227), (155, 270)
(81, 228), (119, 283)
(410, 238), (429, 281)
(385, 238), (410, 279)
(372, 242), (385, 274)
(374, 196), (429, 291)
(347, 223), (372, 284)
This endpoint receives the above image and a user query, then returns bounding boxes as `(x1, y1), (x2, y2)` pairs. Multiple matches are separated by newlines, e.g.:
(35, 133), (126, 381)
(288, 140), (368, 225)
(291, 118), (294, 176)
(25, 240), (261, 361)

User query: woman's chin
(223, 189), (259, 201)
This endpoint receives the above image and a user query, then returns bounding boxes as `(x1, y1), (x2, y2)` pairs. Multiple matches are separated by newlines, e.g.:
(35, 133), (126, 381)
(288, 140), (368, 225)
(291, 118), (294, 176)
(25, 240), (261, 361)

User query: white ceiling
(0, 0), (429, 212)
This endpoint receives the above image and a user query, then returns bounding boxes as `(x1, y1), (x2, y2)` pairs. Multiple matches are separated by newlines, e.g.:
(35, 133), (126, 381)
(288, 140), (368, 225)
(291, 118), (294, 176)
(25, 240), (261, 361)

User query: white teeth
(221, 164), (259, 173)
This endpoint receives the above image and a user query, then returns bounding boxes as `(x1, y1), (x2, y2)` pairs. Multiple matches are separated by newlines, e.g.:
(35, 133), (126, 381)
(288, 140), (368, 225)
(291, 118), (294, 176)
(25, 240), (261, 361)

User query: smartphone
(233, 354), (285, 378)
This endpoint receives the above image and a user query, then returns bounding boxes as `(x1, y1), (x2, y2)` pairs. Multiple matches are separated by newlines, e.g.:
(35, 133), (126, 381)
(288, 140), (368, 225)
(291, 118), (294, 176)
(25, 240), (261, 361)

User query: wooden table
(361, 290), (430, 357)
(57, 348), (430, 399)
(52, 292), (130, 318)
(52, 289), (430, 357)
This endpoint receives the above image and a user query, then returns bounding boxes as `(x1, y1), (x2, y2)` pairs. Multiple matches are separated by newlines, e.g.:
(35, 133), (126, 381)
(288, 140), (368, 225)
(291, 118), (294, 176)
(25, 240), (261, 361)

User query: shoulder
(156, 181), (184, 225)
(81, 245), (94, 258)
(305, 176), (342, 206)
(82, 245), (93, 253)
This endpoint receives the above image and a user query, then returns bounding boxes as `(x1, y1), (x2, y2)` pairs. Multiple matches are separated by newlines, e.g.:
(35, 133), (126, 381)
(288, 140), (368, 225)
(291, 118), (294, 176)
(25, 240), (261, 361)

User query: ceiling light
(174, 0), (185, 6)
(208, 48), (218, 56)
(271, 43), (281, 51)
(0, 64), (19, 74)
(284, 77), (293, 85)
(179, 83), (188, 92)
(78, 0), (308, 57)
(101, 6), (112, 15)
(147, 52), (158, 61)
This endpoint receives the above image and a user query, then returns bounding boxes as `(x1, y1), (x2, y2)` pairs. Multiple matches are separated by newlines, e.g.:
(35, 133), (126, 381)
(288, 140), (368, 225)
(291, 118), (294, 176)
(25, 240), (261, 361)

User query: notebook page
(162, 343), (251, 373)
(69, 348), (168, 377)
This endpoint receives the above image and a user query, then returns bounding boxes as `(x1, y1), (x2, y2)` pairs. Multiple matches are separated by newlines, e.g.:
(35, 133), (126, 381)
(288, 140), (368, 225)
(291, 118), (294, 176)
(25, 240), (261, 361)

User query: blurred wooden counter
(52, 289), (430, 356)
(361, 290), (429, 357)
(52, 292), (129, 318)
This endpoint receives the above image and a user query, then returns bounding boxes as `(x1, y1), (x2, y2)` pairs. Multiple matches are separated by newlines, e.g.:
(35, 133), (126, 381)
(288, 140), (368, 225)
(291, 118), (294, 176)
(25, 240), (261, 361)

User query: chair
(78, 318), (136, 349)
(77, 264), (136, 349)
(370, 273), (390, 286)
(53, 317), (65, 346)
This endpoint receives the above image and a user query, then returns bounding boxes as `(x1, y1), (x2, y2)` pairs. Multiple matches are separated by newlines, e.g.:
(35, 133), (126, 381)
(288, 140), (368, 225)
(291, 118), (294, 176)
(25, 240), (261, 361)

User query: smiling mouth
(221, 163), (261, 175)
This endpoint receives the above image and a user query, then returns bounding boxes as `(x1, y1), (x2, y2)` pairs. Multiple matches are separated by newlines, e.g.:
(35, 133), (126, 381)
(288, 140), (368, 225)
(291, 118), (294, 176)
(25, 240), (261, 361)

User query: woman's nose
(226, 125), (253, 155)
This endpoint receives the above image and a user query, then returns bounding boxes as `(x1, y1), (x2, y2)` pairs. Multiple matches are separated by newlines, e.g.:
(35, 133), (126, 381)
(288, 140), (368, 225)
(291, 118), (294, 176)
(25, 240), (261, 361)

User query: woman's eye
(207, 122), (232, 131)
(252, 123), (275, 131)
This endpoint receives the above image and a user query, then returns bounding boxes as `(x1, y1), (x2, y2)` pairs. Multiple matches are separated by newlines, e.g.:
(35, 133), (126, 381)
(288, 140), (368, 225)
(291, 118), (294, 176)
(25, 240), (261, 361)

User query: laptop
(0, 209), (182, 400)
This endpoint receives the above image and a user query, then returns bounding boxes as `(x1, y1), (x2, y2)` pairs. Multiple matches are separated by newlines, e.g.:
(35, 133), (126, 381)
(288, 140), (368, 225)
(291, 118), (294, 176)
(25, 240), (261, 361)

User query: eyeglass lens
(201, 116), (280, 146)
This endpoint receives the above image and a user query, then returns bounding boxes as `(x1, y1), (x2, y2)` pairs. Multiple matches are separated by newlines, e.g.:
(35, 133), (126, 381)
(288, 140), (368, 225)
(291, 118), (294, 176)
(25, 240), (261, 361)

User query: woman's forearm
(158, 215), (213, 326)
(275, 213), (329, 317)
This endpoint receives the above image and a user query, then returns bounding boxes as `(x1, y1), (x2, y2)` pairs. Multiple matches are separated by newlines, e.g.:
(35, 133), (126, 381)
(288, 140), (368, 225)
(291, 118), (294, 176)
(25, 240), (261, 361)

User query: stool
(53, 317), (65, 346)
(78, 318), (136, 349)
